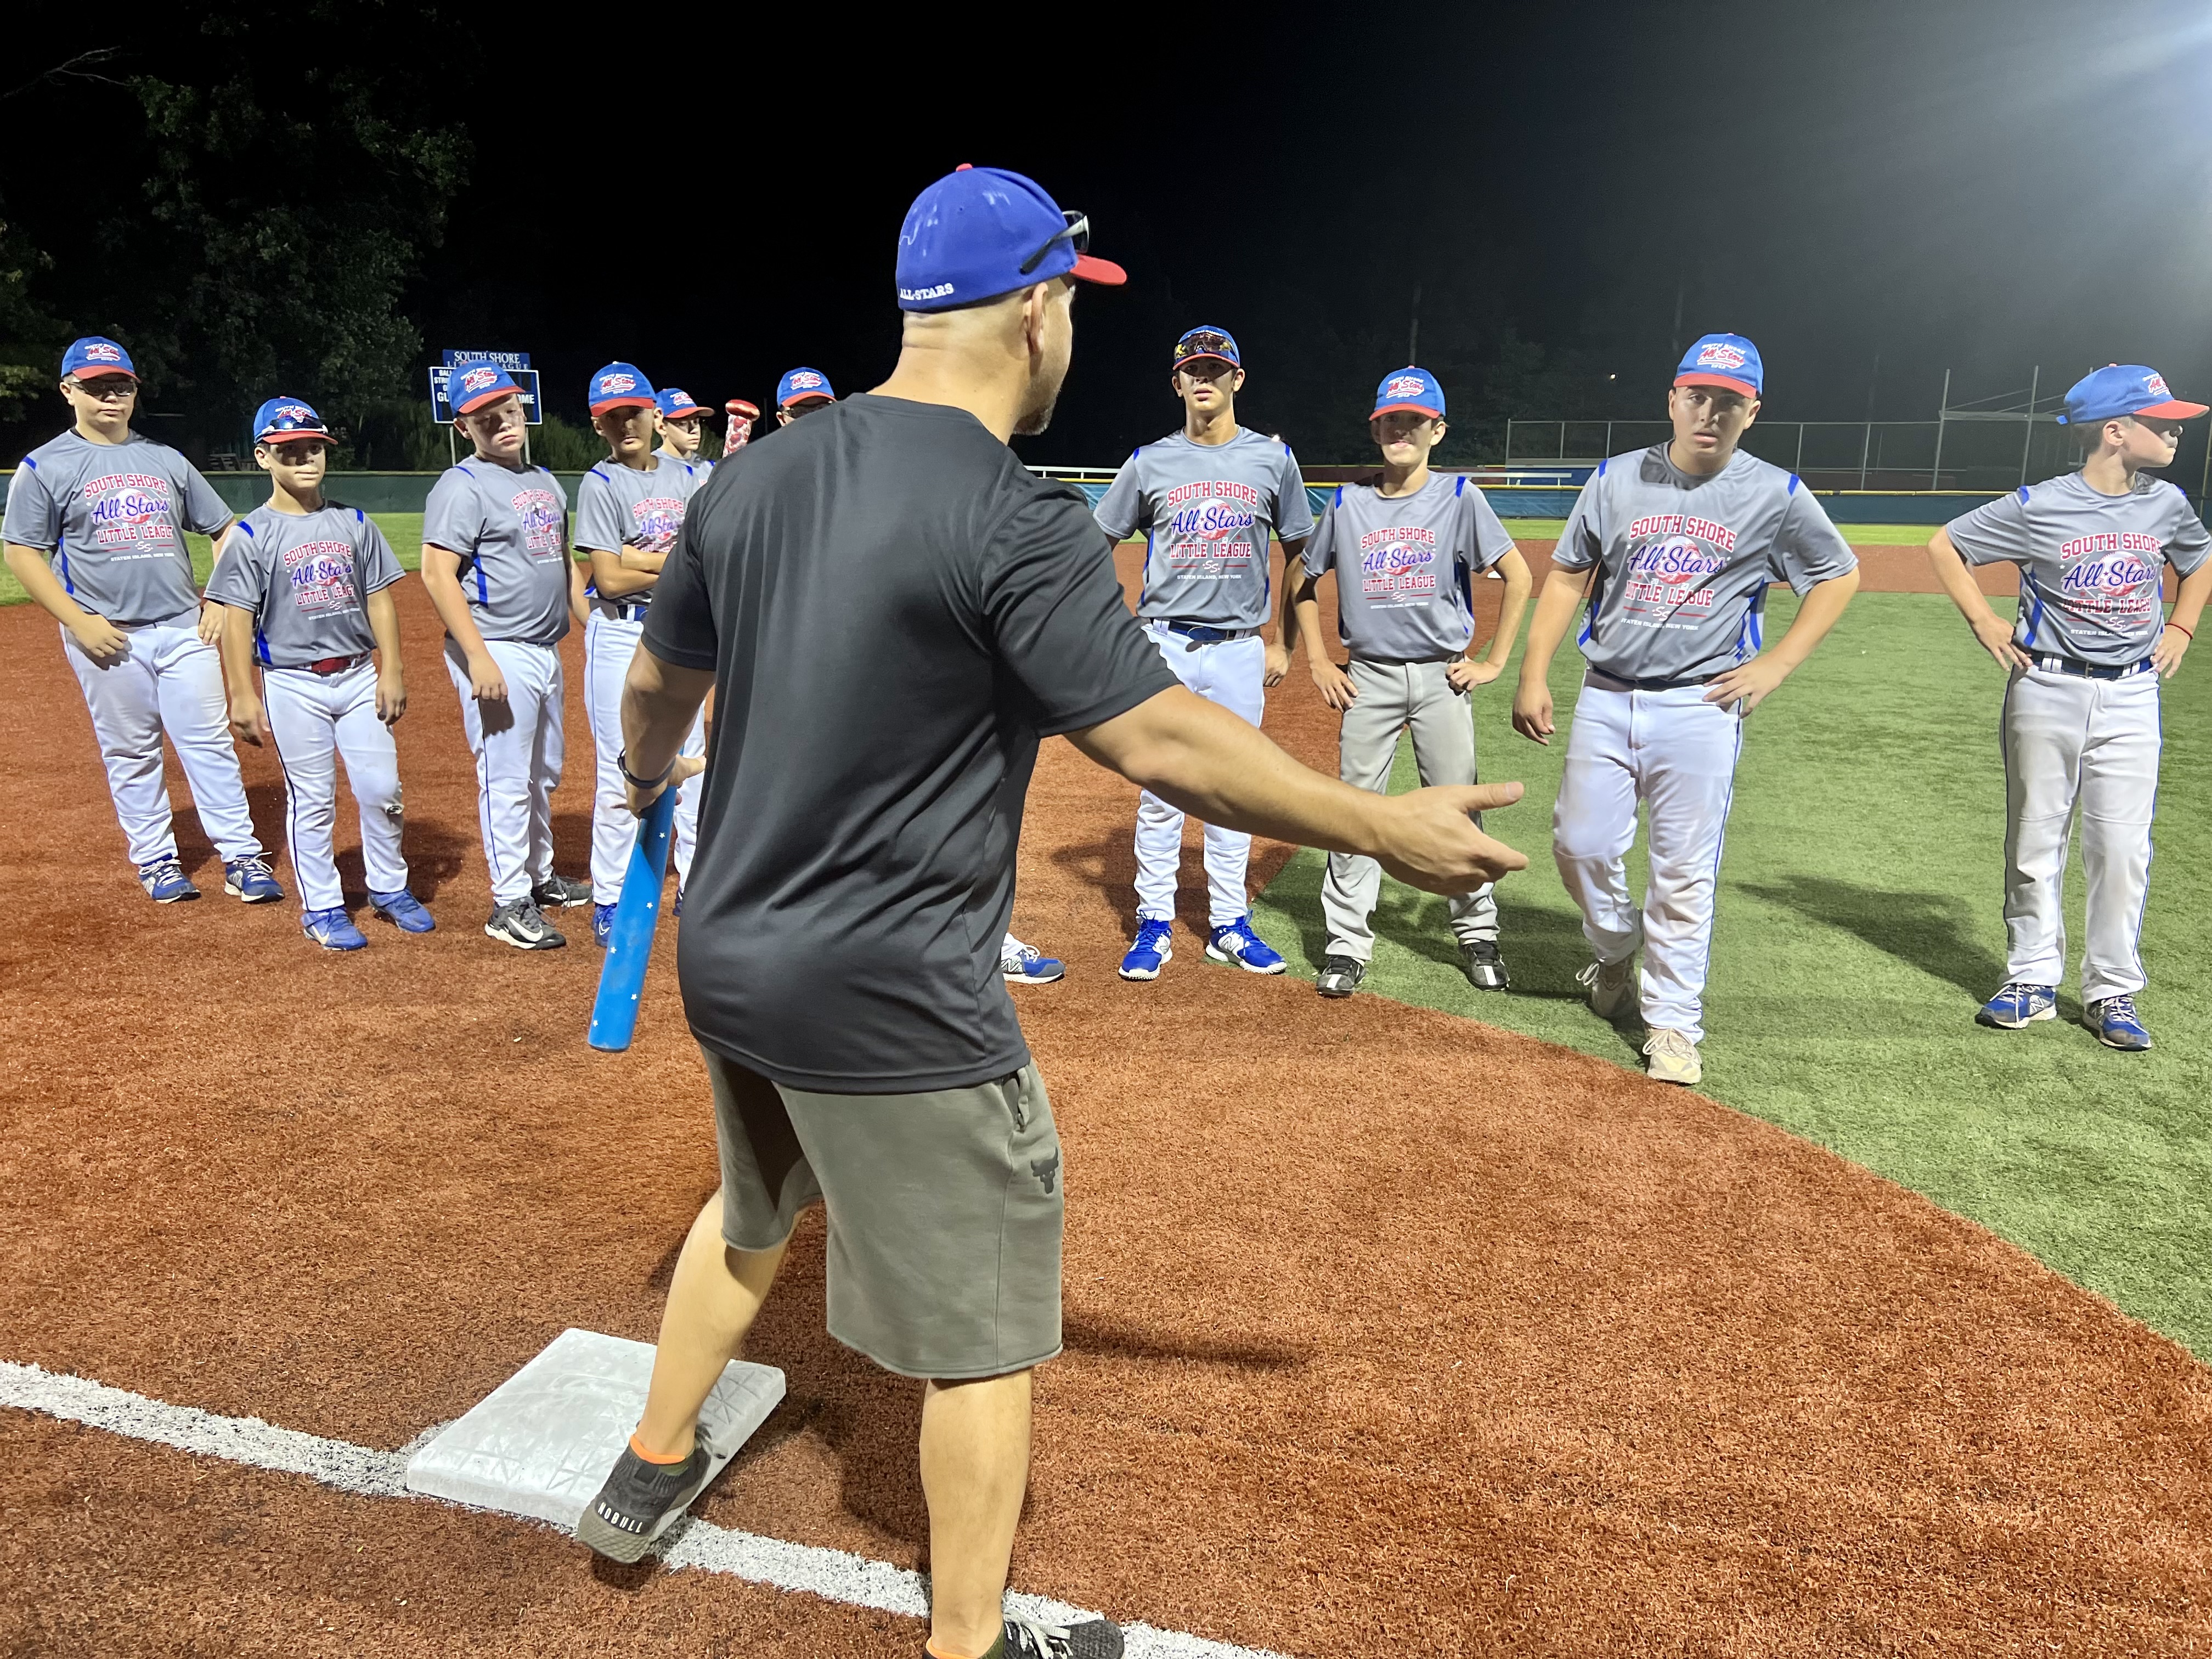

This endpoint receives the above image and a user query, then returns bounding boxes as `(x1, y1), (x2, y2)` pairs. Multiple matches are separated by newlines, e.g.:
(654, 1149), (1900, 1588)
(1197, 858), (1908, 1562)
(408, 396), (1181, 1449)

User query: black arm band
(617, 749), (674, 791)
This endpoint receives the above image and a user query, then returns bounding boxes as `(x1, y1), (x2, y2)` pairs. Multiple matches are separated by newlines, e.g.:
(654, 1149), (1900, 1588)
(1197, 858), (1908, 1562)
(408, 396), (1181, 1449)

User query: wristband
(2168, 621), (2194, 640)
(617, 749), (673, 791)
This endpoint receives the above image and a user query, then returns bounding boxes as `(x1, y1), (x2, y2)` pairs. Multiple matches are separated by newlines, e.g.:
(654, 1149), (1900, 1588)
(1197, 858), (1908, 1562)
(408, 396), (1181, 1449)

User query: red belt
(302, 653), (369, 677)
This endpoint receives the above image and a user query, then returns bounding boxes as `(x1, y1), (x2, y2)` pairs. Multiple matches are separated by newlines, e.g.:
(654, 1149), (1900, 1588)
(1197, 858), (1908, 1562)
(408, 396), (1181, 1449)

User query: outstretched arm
(1068, 684), (1526, 893)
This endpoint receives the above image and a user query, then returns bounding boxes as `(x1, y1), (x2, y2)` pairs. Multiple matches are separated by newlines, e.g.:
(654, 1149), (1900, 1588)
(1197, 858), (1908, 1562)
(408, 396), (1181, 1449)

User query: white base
(402, 1327), (785, 1538)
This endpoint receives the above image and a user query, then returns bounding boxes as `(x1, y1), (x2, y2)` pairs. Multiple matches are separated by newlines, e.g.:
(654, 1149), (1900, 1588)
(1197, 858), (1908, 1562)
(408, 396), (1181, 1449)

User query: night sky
(7, 0), (2208, 470)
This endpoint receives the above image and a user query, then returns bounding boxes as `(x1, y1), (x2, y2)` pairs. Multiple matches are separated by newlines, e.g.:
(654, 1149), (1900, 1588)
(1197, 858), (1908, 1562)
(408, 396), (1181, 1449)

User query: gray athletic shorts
(704, 1048), (1065, 1381)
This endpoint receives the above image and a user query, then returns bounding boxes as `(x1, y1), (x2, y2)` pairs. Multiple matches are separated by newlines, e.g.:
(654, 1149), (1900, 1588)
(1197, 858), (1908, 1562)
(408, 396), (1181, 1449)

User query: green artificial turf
(1253, 589), (2211, 1358)
(0, 514), (425, 606)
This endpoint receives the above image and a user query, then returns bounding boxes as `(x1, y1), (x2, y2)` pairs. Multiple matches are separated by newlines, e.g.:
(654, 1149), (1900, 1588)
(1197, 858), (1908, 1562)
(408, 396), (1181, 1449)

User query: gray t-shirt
(421, 457), (572, 646)
(1302, 473), (1515, 661)
(1552, 445), (1858, 682)
(204, 503), (404, 667)
(575, 455), (706, 612)
(653, 444), (709, 474)
(3, 430), (232, 626)
(644, 393), (1178, 1094)
(1944, 470), (2209, 665)
(1093, 426), (1316, 628)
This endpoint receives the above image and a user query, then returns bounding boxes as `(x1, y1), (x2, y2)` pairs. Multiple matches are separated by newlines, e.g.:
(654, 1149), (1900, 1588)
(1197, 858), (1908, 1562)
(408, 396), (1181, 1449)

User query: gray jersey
(1094, 426), (1316, 628)
(203, 502), (403, 667)
(1944, 470), (2208, 665)
(653, 444), (709, 474)
(575, 455), (706, 611)
(1553, 445), (1857, 682)
(2, 430), (232, 625)
(422, 458), (572, 646)
(1303, 473), (1515, 661)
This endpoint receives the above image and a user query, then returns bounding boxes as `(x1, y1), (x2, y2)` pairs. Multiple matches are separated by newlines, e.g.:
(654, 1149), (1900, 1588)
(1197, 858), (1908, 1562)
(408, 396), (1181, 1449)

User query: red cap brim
(590, 396), (656, 415)
(1372, 402), (1443, 420)
(1674, 371), (1759, 399)
(662, 404), (711, 419)
(258, 430), (331, 444)
(1071, 252), (1127, 287)
(454, 389), (519, 415)
(780, 394), (833, 410)
(2134, 398), (2209, 420)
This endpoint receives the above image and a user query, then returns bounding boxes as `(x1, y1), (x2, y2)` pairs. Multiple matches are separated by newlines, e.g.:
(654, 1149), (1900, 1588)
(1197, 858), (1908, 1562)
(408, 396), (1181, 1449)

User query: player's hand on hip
(376, 670), (407, 725)
(1970, 612), (2031, 673)
(1373, 782), (1529, 892)
(624, 753), (706, 817)
(69, 613), (129, 662)
(1263, 642), (1290, 687)
(1703, 654), (1790, 713)
(1310, 658), (1357, 710)
(1510, 680), (1554, 744)
(195, 602), (224, 646)
(229, 695), (271, 748)
(465, 650), (508, 702)
(2153, 623), (2191, 678)
(1448, 657), (1502, 692)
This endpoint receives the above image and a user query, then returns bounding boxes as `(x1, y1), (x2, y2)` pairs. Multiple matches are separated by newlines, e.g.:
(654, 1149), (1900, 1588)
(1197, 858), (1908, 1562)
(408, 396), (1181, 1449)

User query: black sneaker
(1002, 1613), (1125, 1659)
(1460, 939), (1510, 991)
(574, 1440), (716, 1564)
(1316, 956), (1367, 998)
(485, 896), (565, 950)
(532, 873), (594, 909)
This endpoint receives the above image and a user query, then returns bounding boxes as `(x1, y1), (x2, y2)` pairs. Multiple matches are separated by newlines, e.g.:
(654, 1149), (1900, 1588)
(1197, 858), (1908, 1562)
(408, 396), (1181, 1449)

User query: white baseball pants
(1134, 626), (1265, 928)
(2000, 664), (2161, 1001)
(584, 608), (702, 905)
(1322, 657), (1498, 960)
(444, 638), (564, 906)
(262, 660), (407, 912)
(60, 619), (263, 870)
(1553, 674), (1744, 1043)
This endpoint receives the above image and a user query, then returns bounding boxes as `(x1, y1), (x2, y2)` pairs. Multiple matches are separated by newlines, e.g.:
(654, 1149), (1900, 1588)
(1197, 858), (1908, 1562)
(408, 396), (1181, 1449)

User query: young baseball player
(1927, 364), (2210, 1051)
(205, 398), (433, 949)
(775, 367), (834, 423)
(419, 359), (591, 949)
(2, 336), (281, 905)
(653, 387), (715, 468)
(1289, 366), (1532, 997)
(575, 363), (709, 947)
(1095, 325), (1314, 980)
(1513, 334), (1860, 1085)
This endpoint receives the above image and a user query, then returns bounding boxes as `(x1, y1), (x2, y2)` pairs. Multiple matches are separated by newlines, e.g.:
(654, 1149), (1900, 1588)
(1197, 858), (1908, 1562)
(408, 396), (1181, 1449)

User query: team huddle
(4, 324), (2205, 1077)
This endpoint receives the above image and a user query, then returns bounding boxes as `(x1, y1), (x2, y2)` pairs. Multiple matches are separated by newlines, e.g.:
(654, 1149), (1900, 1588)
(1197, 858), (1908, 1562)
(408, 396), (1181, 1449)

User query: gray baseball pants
(1321, 657), (1498, 961)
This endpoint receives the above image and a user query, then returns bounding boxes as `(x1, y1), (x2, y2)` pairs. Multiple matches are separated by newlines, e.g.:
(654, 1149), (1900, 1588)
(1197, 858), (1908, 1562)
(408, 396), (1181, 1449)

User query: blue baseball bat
(587, 785), (678, 1052)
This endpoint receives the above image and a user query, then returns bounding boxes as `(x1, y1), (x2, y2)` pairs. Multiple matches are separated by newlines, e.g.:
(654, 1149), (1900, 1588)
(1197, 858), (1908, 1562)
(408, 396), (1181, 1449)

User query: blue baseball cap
(1372, 365), (1445, 420)
(253, 397), (330, 443)
(2057, 364), (2207, 426)
(450, 359), (522, 416)
(589, 362), (655, 416)
(777, 367), (834, 409)
(1172, 326), (1240, 373)
(61, 336), (137, 381)
(1675, 333), (1763, 399)
(655, 387), (711, 419)
(895, 163), (1127, 313)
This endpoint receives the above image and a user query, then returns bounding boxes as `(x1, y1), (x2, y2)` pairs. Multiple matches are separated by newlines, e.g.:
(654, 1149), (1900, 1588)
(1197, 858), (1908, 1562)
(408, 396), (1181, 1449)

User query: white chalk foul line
(0, 1360), (1289, 1659)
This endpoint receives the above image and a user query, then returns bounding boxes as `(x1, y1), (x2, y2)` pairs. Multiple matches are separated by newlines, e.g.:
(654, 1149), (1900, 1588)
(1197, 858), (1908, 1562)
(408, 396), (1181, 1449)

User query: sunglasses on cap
(1172, 330), (1237, 370)
(1018, 210), (1090, 276)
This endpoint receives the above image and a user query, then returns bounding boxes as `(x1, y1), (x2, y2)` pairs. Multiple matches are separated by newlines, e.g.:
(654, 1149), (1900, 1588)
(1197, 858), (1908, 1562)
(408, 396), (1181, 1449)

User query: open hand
(70, 613), (130, 662)
(466, 651), (507, 702)
(1703, 653), (1791, 713)
(196, 603), (224, 646)
(2153, 623), (2192, 679)
(1511, 680), (1554, 744)
(1310, 658), (1357, 711)
(1373, 781), (1528, 893)
(1448, 657), (1503, 692)
(1969, 612), (2031, 673)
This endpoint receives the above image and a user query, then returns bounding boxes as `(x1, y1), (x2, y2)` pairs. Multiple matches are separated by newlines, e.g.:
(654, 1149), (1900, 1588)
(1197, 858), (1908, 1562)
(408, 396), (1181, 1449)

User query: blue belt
(1155, 618), (1255, 645)
(594, 597), (649, 622)
(2033, 654), (2153, 681)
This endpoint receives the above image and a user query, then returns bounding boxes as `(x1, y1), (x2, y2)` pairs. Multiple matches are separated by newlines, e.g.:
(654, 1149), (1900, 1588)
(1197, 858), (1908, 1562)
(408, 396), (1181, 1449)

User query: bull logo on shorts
(1695, 341), (1748, 371)
(1030, 1150), (1060, 1194)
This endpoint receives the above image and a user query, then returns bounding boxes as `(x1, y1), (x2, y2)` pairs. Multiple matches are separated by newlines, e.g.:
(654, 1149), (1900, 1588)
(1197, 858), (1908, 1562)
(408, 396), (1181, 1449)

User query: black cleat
(532, 873), (594, 909)
(574, 1440), (716, 1564)
(1316, 956), (1367, 998)
(1460, 939), (1510, 991)
(1002, 1613), (1125, 1659)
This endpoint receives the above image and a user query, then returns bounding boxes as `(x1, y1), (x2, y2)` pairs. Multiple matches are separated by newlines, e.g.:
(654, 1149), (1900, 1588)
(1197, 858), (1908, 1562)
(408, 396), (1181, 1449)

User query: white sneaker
(1643, 1028), (1702, 1086)
(1577, 954), (1637, 1020)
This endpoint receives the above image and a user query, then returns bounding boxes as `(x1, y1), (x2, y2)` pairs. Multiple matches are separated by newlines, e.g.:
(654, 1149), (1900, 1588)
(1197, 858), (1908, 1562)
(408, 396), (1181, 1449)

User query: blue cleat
(138, 857), (200, 904)
(1001, 938), (1065, 984)
(224, 855), (284, 904)
(2085, 995), (2152, 1051)
(301, 907), (368, 951)
(592, 902), (617, 949)
(1118, 918), (1174, 981)
(1206, 915), (1287, 975)
(1975, 981), (2056, 1029)
(368, 888), (436, 933)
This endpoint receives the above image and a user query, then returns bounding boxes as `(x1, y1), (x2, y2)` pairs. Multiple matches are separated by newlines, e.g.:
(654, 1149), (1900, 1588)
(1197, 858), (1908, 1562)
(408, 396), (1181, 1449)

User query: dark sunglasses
(1018, 210), (1089, 276)
(1173, 331), (1237, 369)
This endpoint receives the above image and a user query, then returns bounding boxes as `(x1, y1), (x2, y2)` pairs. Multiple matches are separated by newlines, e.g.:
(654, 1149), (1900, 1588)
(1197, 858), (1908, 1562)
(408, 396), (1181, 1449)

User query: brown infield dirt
(2, 543), (2208, 1658)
